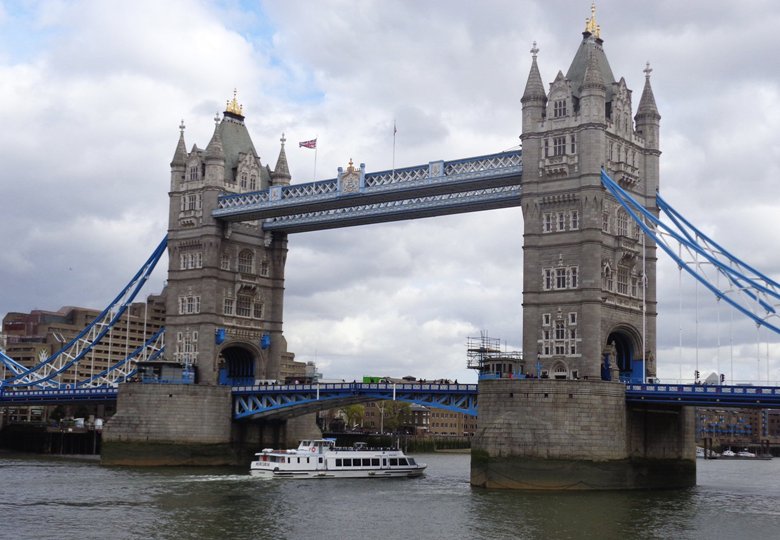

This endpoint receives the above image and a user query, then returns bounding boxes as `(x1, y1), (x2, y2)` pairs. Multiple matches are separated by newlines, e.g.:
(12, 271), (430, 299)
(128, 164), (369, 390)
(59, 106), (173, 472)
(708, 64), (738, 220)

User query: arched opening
(220, 344), (256, 386)
(552, 362), (568, 380)
(606, 328), (639, 382)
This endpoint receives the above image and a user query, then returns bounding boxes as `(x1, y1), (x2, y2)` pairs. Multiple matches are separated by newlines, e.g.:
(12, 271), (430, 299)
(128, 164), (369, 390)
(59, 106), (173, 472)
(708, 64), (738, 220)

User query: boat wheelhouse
(249, 438), (426, 479)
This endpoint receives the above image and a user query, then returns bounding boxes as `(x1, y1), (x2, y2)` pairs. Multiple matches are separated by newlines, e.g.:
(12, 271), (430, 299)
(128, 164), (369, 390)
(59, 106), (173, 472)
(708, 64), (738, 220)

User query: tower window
(543, 213), (553, 233)
(602, 212), (610, 233)
(617, 266), (630, 295)
(556, 212), (566, 231)
(240, 172), (248, 189)
(617, 210), (628, 236)
(556, 268), (567, 289)
(570, 134), (576, 154)
(236, 294), (252, 317)
(249, 174), (257, 190)
(543, 269), (554, 290)
(223, 298), (234, 316)
(544, 139), (549, 158)
(553, 99), (567, 118)
(553, 136), (566, 156)
(238, 250), (254, 274)
(570, 210), (579, 230)
(604, 267), (614, 291)
(178, 294), (201, 315)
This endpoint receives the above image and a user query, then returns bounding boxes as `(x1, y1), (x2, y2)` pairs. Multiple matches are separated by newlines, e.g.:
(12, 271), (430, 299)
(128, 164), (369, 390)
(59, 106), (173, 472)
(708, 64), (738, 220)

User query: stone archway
(606, 326), (641, 381)
(220, 343), (259, 385)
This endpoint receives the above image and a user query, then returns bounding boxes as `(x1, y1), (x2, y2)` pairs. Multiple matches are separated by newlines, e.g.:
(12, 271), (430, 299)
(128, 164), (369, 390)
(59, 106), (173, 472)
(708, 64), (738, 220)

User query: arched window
(240, 172), (248, 189)
(249, 174), (257, 190)
(238, 250), (254, 274)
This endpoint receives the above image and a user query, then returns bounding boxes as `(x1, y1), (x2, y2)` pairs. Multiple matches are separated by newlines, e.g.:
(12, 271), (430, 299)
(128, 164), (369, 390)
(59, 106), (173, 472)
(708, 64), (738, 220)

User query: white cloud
(2, 0), (780, 384)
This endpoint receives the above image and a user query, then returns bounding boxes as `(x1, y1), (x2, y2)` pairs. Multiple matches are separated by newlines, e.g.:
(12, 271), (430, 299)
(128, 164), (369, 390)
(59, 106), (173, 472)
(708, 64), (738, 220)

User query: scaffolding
(466, 332), (523, 376)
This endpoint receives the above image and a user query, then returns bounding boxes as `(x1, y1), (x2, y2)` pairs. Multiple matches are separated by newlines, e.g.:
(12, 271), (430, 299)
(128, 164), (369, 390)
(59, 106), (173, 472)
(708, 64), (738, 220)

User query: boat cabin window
(362, 458), (370, 467)
(389, 458), (398, 466)
(319, 458), (323, 464)
(371, 458), (380, 466)
(408, 458), (416, 465)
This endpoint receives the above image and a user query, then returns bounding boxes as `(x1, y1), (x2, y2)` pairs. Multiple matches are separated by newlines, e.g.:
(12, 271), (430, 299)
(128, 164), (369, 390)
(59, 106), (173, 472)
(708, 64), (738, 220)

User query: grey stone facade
(520, 28), (660, 381)
(165, 97), (294, 384)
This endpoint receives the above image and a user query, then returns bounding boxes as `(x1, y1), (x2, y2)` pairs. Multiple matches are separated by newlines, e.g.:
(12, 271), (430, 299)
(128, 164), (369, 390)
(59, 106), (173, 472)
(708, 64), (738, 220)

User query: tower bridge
(3, 7), (780, 489)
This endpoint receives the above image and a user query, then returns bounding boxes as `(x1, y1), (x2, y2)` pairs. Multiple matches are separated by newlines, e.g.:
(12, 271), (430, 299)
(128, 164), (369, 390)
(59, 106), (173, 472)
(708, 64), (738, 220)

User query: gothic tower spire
(271, 133), (292, 186)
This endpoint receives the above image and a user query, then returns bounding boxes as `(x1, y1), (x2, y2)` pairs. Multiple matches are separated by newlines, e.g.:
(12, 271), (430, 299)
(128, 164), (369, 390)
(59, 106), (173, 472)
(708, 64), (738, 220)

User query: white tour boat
(250, 438), (427, 479)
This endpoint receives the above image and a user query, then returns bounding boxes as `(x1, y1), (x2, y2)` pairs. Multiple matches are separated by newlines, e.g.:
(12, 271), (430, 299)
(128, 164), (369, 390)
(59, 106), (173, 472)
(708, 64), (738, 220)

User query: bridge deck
(4, 382), (780, 413)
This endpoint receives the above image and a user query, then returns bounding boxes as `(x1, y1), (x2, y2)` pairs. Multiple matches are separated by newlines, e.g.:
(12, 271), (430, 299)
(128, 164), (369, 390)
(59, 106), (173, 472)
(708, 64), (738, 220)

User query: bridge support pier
(471, 379), (696, 490)
(102, 383), (321, 466)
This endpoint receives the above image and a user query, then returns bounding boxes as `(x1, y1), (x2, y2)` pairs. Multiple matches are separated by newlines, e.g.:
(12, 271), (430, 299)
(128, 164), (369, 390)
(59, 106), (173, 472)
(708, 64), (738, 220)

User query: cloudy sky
(1, 0), (779, 384)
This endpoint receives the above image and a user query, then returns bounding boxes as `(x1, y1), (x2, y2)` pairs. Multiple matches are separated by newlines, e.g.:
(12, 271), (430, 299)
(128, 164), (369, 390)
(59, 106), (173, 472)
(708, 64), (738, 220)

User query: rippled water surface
(3, 452), (780, 539)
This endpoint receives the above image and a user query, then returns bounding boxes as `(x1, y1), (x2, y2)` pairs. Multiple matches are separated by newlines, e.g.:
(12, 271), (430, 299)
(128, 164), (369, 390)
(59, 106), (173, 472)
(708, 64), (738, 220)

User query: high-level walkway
(213, 151), (522, 232)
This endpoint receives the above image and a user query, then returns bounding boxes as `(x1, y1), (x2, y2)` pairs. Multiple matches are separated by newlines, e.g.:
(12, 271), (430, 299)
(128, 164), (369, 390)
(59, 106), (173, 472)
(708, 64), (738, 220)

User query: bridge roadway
(5, 382), (780, 419)
(212, 151), (523, 232)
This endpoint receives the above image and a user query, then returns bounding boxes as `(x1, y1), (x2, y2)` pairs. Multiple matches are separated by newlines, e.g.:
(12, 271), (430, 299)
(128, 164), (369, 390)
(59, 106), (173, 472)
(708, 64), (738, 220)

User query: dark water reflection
(3, 453), (780, 539)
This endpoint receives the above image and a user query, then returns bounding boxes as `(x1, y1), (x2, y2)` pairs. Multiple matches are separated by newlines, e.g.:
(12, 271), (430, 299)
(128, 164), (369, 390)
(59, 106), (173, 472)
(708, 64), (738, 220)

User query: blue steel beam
(0, 386), (117, 406)
(625, 383), (780, 408)
(232, 382), (479, 420)
(3, 381), (780, 411)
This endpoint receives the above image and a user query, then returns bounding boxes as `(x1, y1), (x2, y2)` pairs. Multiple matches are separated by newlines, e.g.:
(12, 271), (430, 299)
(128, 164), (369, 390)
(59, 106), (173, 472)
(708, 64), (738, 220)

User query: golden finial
(347, 158), (356, 173)
(225, 88), (244, 116)
(585, 2), (601, 39)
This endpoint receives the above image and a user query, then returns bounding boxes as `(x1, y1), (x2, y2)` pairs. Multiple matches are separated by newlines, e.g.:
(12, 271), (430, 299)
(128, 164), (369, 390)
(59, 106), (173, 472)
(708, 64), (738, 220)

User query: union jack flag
(299, 139), (317, 149)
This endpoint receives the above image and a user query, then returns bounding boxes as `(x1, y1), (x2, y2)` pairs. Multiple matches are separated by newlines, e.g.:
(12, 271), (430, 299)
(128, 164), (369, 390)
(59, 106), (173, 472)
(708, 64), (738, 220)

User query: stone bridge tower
(472, 10), (694, 491)
(520, 14), (660, 382)
(166, 93), (293, 385)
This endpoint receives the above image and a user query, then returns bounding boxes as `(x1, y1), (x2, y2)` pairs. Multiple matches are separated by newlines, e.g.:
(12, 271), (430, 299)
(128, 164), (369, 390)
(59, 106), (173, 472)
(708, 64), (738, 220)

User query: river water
(3, 452), (780, 540)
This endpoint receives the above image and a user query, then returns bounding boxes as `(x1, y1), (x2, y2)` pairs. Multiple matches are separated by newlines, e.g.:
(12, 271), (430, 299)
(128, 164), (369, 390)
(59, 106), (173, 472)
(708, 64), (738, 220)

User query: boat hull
(249, 466), (426, 479)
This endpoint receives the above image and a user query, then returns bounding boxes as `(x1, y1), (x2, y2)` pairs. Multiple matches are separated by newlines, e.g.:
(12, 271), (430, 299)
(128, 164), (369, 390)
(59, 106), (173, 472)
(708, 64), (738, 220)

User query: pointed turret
(271, 133), (292, 186)
(203, 113), (226, 185)
(522, 42), (547, 133)
(636, 62), (660, 121)
(205, 114), (225, 162)
(635, 62), (661, 152)
(522, 42), (546, 104)
(171, 120), (188, 167)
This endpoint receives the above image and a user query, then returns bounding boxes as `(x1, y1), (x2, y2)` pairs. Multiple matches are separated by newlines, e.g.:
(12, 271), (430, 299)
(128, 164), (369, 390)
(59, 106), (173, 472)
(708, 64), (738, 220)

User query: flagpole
(392, 121), (396, 181)
(313, 135), (318, 181)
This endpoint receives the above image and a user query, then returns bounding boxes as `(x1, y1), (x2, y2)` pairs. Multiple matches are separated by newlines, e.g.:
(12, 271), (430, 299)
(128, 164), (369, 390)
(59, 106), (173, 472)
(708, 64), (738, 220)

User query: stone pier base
(102, 383), (322, 466)
(471, 379), (696, 490)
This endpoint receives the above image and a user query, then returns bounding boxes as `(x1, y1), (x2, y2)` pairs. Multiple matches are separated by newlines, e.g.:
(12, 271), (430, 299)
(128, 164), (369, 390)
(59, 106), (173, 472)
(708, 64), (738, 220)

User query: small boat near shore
(250, 438), (427, 479)
(719, 448), (772, 460)
(696, 446), (720, 459)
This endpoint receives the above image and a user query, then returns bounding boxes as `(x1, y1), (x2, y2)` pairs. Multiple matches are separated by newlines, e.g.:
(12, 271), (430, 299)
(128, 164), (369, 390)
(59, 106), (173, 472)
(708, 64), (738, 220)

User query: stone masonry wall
(103, 383), (232, 445)
(474, 379), (627, 460)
